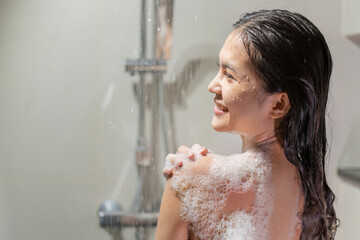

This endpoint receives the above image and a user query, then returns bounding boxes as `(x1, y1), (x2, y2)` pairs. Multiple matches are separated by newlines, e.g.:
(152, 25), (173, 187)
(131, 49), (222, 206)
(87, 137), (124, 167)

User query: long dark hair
(233, 9), (339, 239)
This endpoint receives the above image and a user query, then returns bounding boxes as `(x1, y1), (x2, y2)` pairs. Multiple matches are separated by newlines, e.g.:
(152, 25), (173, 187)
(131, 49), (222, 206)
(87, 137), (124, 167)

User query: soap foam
(169, 148), (274, 240)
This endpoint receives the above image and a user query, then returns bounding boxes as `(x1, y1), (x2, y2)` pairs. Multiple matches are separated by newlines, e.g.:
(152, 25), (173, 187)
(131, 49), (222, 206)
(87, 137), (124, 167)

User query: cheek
(227, 90), (261, 118)
(226, 89), (252, 106)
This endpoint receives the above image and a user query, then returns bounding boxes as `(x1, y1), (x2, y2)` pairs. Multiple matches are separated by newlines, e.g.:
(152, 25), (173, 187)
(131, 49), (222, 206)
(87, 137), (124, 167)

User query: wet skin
(156, 31), (301, 240)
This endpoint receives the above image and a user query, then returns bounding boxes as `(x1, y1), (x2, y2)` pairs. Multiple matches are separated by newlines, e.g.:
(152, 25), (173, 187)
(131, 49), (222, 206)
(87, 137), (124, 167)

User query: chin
(211, 117), (229, 132)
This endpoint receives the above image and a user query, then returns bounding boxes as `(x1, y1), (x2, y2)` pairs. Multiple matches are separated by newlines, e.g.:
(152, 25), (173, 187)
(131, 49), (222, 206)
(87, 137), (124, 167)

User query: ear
(269, 92), (290, 119)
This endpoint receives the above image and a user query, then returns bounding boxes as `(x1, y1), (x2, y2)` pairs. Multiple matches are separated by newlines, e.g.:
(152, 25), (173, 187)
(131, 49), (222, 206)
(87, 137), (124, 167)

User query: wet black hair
(233, 9), (339, 239)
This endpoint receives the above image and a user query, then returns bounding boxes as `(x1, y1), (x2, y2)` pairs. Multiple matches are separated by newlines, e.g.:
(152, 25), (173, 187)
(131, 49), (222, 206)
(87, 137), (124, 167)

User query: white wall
(0, 0), (359, 239)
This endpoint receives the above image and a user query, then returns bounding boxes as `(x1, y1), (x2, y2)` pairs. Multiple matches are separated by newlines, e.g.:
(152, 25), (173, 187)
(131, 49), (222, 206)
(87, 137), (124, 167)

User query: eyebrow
(222, 63), (239, 75)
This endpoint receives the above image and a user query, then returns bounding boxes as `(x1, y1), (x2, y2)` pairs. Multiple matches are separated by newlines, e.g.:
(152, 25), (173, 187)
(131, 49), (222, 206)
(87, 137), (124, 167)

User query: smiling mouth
(215, 101), (228, 112)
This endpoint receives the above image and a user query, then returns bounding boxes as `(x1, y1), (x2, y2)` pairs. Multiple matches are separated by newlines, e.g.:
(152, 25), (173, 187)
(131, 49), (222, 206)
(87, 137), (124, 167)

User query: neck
(240, 130), (283, 155)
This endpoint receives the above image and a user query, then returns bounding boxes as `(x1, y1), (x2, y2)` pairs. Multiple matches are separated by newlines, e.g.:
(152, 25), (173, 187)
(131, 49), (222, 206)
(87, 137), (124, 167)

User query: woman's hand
(163, 144), (210, 180)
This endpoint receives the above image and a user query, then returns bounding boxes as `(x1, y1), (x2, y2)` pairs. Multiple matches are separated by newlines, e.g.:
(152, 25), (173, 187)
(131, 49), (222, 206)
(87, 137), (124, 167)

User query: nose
(208, 74), (221, 94)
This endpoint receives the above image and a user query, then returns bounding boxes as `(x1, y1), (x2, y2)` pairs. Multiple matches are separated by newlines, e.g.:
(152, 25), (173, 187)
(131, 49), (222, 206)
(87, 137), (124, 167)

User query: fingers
(199, 146), (208, 156)
(163, 144), (211, 180)
(163, 167), (173, 180)
(191, 144), (209, 156)
(177, 145), (195, 160)
(166, 153), (184, 167)
(163, 153), (185, 180)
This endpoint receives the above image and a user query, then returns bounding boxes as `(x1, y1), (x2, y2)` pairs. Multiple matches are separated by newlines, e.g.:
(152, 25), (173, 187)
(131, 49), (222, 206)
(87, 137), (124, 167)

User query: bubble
(168, 148), (275, 239)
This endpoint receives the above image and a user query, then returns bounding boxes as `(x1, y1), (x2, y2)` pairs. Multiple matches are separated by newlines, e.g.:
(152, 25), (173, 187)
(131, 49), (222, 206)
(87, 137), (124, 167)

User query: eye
(224, 72), (234, 79)
(216, 62), (237, 82)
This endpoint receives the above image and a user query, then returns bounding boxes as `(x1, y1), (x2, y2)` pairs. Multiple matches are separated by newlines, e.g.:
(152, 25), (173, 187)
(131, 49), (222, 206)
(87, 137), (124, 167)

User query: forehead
(219, 32), (268, 96)
(219, 32), (250, 70)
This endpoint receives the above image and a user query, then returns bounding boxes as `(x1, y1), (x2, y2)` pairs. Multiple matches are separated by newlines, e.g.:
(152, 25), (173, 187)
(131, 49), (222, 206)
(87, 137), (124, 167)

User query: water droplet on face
(253, 86), (256, 90)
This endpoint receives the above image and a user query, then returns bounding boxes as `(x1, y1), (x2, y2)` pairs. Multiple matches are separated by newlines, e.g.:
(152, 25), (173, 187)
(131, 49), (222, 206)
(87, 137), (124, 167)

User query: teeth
(216, 102), (228, 111)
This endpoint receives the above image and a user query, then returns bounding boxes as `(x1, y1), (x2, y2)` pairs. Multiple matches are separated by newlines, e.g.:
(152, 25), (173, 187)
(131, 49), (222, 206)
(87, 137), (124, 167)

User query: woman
(155, 9), (339, 240)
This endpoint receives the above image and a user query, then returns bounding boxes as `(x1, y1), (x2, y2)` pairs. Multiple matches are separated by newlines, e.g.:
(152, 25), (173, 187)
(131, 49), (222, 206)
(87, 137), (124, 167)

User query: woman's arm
(155, 181), (188, 240)
(156, 144), (211, 240)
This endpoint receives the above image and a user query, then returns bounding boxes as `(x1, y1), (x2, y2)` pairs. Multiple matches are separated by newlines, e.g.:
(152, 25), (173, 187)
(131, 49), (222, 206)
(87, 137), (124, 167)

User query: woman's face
(208, 32), (274, 136)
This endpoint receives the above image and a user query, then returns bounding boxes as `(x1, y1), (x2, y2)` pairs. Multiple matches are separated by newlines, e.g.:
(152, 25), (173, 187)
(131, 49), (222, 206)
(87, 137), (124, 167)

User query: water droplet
(157, 27), (160, 32)
(194, 15), (198, 20)
(148, 18), (151, 22)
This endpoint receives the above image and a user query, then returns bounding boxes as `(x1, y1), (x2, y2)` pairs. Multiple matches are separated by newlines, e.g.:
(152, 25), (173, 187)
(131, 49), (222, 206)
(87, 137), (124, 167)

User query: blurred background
(0, 0), (359, 239)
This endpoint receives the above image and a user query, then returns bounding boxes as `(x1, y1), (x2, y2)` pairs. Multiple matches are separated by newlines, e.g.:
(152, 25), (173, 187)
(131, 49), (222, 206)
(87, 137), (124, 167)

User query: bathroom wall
(0, 0), (359, 239)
